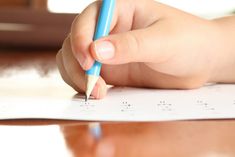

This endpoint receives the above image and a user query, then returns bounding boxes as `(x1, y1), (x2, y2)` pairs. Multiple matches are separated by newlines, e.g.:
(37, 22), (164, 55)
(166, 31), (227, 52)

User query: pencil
(85, 0), (115, 101)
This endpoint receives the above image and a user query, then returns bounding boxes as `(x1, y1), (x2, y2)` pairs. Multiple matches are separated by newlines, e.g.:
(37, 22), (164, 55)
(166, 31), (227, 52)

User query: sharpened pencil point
(85, 75), (99, 101)
(85, 94), (88, 102)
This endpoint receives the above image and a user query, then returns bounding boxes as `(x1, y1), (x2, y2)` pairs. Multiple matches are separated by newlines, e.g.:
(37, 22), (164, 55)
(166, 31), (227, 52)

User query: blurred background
(48, 0), (235, 18)
(0, 0), (234, 50)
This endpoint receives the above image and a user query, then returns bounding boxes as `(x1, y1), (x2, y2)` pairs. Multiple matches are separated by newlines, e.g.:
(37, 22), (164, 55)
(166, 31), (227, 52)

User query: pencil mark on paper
(78, 101), (95, 112)
(196, 100), (215, 111)
(120, 101), (134, 114)
(156, 100), (173, 112)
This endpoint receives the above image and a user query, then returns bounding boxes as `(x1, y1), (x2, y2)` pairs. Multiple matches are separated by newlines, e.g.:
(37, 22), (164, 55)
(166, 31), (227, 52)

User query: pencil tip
(85, 75), (99, 102)
(85, 94), (88, 102)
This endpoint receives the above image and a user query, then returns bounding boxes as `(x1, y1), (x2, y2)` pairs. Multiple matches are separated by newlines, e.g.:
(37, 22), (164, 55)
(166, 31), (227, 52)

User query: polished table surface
(1, 49), (235, 157)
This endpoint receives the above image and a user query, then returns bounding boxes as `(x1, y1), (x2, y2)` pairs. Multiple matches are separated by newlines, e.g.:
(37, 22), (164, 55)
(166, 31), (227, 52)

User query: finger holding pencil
(85, 0), (116, 101)
(58, 0), (235, 99)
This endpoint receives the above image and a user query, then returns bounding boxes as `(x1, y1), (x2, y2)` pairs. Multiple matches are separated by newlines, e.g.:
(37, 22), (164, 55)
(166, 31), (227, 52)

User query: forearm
(211, 15), (235, 83)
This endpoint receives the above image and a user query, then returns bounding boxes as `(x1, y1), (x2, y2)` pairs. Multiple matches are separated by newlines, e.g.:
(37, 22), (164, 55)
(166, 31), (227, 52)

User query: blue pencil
(85, 0), (115, 101)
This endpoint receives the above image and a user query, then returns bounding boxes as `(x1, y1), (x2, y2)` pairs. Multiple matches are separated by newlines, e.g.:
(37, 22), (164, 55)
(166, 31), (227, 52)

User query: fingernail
(75, 53), (90, 70)
(96, 140), (115, 157)
(94, 41), (115, 60)
(75, 53), (85, 68)
(81, 58), (88, 70)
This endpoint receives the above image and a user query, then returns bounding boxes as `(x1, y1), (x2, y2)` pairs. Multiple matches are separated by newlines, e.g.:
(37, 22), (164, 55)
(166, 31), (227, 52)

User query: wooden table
(1, 49), (235, 157)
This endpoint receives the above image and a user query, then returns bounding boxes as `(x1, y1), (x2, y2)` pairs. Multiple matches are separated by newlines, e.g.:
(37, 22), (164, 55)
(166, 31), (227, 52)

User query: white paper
(1, 75), (235, 121)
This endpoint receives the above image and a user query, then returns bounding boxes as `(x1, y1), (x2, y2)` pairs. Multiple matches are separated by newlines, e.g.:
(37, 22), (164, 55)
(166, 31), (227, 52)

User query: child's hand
(56, 0), (235, 99)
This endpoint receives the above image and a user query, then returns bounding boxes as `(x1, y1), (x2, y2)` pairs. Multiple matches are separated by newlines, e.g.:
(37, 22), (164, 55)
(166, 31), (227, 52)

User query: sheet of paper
(1, 70), (235, 122)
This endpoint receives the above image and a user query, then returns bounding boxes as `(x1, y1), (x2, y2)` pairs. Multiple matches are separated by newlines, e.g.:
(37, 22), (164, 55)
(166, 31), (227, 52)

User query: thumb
(90, 27), (164, 65)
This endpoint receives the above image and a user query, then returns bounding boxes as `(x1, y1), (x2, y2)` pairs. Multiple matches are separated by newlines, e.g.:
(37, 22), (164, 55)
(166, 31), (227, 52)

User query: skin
(56, 0), (235, 99)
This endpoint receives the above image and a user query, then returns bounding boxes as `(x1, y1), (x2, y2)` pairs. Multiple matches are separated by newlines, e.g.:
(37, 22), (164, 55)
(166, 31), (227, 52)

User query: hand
(56, 0), (233, 99)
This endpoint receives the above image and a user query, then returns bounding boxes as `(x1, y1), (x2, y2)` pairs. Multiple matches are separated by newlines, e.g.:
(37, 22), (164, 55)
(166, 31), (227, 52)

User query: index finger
(70, 1), (118, 70)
